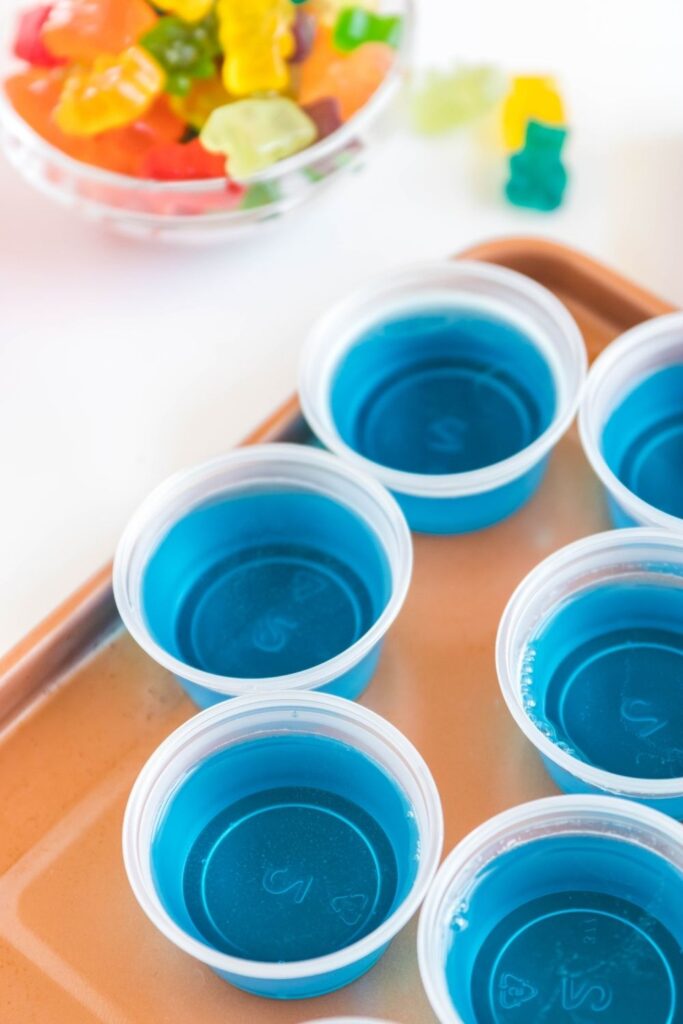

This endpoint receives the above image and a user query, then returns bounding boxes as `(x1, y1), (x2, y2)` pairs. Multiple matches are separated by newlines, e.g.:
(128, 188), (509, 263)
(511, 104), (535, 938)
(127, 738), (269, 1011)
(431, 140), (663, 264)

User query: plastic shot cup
(418, 795), (683, 1024)
(579, 311), (683, 530)
(497, 528), (683, 817)
(123, 691), (444, 999)
(113, 444), (412, 708)
(299, 261), (586, 534)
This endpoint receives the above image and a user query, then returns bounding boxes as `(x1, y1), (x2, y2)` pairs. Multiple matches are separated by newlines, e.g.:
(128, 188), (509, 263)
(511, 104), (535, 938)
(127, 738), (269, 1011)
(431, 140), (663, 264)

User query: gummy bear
(55, 46), (166, 136)
(170, 75), (231, 129)
(13, 5), (66, 68)
(290, 8), (316, 63)
(333, 7), (402, 52)
(217, 0), (295, 95)
(299, 27), (393, 121)
(139, 137), (228, 179)
(153, 0), (215, 22)
(200, 96), (316, 178)
(5, 68), (184, 174)
(302, 96), (342, 138)
(41, 0), (158, 62)
(505, 120), (568, 211)
(409, 65), (506, 135)
(141, 13), (220, 96)
(501, 75), (565, 152)
(4, 66), (91, 159)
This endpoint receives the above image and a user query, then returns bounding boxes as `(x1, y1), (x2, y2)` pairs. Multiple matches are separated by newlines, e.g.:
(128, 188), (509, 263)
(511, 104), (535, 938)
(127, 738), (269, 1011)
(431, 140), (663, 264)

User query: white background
(2, 0), (683, 655)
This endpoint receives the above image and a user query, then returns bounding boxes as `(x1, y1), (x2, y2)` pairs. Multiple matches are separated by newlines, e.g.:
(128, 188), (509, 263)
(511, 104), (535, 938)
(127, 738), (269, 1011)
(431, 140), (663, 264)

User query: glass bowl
(0, 0), (413, 243)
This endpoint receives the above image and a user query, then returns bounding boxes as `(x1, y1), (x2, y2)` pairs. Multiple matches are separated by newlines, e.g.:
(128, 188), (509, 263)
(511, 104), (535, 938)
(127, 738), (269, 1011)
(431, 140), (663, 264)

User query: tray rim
(0, 236), (675, 726)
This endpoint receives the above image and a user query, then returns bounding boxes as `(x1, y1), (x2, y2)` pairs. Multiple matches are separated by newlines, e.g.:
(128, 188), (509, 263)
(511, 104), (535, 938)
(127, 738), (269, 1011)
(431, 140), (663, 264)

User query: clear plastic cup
(123, 691), (444, 999)
(497, 528), (683, 817)
(579, 311), (683, 531)
(299, 261), (587, 534)
(0, 1), (413, 244)
(418, 795), (683, 1024)
(114, 444), (412, 708)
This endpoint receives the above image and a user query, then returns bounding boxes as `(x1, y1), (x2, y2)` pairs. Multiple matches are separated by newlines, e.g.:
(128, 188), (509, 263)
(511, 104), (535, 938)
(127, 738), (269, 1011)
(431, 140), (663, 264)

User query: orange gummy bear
(5, 68), (184, 175)
(298, 26), (393, 121)
(41, 0), (158, 62)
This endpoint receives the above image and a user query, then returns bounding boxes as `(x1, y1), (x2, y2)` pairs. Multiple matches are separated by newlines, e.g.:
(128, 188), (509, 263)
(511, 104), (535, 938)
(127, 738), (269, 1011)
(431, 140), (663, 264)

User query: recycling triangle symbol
(498, 973), (538, 1010)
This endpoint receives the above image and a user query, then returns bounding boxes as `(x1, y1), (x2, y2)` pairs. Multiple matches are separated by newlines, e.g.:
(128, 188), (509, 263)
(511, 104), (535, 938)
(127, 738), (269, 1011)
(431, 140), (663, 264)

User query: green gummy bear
(141, 13), (220, 97)
(333, 7), (403, 52)
(505, 120), (569, 211)
(409, 65), (506, 135)
(200, 98), (317, 179)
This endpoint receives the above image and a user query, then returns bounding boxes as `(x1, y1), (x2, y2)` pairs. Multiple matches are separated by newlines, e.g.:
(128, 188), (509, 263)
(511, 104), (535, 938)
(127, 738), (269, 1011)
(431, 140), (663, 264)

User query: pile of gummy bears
(410, 67), (569, 212)
(5, 0), (402, 188)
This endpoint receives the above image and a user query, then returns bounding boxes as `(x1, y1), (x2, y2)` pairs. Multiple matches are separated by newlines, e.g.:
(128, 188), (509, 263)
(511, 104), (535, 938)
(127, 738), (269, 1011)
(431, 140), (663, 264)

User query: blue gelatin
(329, 309), (556, 477)
(142, 491), (391, 680)
(151, 734), (417, 990)
(445, 834), (683, 1023)
(525, 581), (683, 780)
(602, 365), (683, 519)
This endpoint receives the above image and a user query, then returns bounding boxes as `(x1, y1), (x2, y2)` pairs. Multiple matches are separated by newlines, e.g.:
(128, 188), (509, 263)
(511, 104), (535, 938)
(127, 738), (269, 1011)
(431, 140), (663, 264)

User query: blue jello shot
(114, 445), (412, 707)
(300, 262), (586, 534)
(123, 692), (443, 999)
(497, 529), (683, 816)
(418, 795), (683, 1024)
(580, 312), (683, 530)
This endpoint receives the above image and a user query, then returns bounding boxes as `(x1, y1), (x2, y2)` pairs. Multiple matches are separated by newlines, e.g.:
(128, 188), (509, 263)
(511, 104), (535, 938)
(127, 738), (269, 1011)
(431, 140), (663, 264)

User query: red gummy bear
(139, 137), (228, 180)
(13, 5), (66, 67)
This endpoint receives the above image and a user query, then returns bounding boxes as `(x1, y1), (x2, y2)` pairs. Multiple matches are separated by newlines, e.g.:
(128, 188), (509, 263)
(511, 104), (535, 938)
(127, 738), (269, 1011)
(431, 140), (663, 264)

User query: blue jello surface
(329, 308), (556, 475)
(602, 364), (683, 518)
(524, 581), (683, 779)
(151, 733), (417, 963)
(142, 491), (391, 677)
(446, 835), (683, 1024)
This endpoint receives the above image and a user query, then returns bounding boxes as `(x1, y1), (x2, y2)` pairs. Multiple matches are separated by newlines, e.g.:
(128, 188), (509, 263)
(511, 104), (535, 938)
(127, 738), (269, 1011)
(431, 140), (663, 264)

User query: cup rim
(417, 793), (683, 1024)
(122, 690), (444, 981)
(0, 0), (414, 192)
(299, 260), (587, 498)
(578, 311), (683, 532)
(496, 526), (683, 799)
(113, 443), (413, 696)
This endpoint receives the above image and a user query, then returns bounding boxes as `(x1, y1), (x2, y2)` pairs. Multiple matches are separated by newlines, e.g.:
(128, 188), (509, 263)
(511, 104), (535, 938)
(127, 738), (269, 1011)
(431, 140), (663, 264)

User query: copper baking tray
(0, 238), (674, 1024)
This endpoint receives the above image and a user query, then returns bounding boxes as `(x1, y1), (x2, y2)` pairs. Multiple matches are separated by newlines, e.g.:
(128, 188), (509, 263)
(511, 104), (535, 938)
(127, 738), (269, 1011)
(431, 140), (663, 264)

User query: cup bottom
(444, 833), (683, 1024)
(183, 784), (398, 961)
(470, 891), (677, 1022)
(602, 364), (683, 520)
(176, 544), (375, 678)
(151, 731), (418, 972)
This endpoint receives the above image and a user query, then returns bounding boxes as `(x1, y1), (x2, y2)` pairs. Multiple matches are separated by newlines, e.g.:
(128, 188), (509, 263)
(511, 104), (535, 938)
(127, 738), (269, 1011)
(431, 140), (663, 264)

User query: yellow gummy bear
(153, 0), (214, 21)
(501, 75), (565, 152)
(171, 75), (232, 129)
(55, 46), (166, 136)
(217, 0), (295, 96)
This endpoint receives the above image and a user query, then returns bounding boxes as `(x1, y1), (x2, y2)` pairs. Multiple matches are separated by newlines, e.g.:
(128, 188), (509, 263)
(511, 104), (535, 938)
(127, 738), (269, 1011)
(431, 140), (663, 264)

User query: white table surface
(2, 0), (683, 656)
